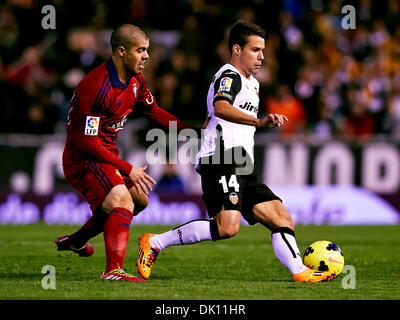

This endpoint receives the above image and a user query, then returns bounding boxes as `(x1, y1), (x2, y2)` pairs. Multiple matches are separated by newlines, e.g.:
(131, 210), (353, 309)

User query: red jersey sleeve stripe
(99, 80), (112, 108)
(93, 78), (111, 113)
(92, 74), (109, 112)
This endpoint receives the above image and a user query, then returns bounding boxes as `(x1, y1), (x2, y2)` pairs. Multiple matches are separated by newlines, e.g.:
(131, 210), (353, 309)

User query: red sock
(69, 208), (108, 248)
(103, 207), (133, 273)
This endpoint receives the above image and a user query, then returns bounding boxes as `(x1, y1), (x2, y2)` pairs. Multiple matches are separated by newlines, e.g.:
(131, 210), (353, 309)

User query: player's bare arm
(214, 100), (260, 127)
(214, 100), (287, 129)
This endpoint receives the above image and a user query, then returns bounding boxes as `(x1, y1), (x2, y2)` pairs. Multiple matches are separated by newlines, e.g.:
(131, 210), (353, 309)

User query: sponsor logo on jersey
(219, 77), (233, 92)
(239, 102), (258, 113)
(229, 192), (239, 205)
(85, 116), (100, 136)
(104, 115), (128, 132)
(145, 90), (154, 105)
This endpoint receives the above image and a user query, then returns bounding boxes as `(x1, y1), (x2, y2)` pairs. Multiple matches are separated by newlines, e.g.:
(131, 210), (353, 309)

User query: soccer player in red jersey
(55, 24), (195, 282)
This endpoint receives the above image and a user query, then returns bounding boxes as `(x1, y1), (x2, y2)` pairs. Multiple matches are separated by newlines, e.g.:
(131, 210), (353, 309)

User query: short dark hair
(110, 24), (148, 53)
(228, 21), (266, 55)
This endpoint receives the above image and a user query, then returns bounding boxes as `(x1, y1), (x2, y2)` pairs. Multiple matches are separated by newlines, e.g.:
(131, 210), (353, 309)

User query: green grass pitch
(0, 223), (399, 300)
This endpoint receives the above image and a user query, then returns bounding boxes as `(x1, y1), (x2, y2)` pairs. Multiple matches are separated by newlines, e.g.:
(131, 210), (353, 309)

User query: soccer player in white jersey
(137, 21), (335, 282)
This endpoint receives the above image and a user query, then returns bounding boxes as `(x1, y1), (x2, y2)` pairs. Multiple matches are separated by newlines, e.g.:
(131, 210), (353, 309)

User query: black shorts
(199, 162), (282, 225)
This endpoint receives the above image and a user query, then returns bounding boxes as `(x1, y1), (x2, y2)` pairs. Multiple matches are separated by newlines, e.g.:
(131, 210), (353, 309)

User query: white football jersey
(196, 63), (260, 164)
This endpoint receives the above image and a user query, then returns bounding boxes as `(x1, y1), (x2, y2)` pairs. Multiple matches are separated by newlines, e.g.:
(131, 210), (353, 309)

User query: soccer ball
(303, 240), (344, 276)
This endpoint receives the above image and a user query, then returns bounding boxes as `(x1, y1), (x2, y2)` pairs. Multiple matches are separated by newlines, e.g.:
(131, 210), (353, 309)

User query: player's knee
(132, 195), (149, 216)
(263, 201), (295, 230)
(219, 223), (240, 239)
(270, 209), (294, 230)
(121, 197), (135, 213)
(129, 187), (149, 216)
(102, 187), (134, 213)
(285, 215), (295, 230)
(113, 195), (134, 212)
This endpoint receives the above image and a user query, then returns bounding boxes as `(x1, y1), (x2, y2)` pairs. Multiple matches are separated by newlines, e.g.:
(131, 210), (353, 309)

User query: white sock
(149, 219), (213, 251)
(272, 228), (308, 275)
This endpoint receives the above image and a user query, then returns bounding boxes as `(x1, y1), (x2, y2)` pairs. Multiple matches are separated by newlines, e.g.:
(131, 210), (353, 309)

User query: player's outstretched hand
(129, 165), (156, 195)
(257, 113), (288, 129)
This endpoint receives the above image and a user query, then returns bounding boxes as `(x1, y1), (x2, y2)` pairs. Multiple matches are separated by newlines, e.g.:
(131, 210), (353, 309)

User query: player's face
(123, 37), (150, 74)
(238, 35), (265, 77)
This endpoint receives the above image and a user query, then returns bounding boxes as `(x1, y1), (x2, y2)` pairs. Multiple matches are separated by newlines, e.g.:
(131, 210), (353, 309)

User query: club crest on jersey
(133, 83), (138, 98)
(229, 192), (239, 205)
(219, 77), (233, 92)
(85, 116), (100, 136)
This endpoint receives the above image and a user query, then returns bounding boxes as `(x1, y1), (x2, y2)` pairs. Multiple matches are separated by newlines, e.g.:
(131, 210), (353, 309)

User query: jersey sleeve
(67, 78), (132, 176)
(137, 76), (193, 131)
(213, 69), (242, 105)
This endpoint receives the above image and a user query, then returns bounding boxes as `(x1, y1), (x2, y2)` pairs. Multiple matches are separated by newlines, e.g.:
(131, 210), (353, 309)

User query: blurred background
(1, 0), (400, 225)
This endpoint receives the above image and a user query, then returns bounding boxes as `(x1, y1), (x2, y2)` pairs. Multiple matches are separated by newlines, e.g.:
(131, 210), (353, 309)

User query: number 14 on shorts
(218, 175), (240, 193)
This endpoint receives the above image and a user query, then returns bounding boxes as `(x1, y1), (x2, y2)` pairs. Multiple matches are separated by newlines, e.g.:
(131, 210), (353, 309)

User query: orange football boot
(137, 234), (160, 279)
(293, 268), (335, 282)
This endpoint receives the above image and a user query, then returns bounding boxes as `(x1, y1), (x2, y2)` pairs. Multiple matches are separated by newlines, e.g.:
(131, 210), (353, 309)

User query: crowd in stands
(1, 0), (400, 141)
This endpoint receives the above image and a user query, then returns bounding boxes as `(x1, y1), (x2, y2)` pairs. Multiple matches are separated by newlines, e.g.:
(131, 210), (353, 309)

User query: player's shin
(271, 227), (307, 275)
(103, 207), (133, 272)
(69, 207), (108, 248)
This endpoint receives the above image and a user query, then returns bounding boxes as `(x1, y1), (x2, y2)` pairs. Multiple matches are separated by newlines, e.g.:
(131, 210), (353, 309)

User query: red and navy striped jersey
(63, 58), (192, 176)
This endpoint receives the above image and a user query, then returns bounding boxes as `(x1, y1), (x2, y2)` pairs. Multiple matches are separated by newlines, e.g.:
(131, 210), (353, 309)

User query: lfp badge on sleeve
(85, 116), (100, 136)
